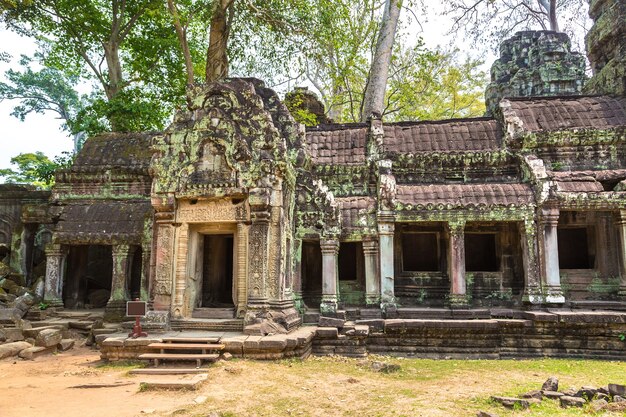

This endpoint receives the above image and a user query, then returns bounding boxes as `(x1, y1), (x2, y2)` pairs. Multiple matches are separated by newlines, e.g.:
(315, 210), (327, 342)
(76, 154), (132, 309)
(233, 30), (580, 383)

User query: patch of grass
(96, 359), (147, 370)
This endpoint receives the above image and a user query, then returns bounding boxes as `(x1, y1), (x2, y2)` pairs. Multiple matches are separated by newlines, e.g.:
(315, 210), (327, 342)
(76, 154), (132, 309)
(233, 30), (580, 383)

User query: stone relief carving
(154, 226), (173, 295)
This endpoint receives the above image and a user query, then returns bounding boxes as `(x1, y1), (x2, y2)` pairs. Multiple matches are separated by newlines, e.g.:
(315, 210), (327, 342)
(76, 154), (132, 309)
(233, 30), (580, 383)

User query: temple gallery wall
(2, 18), (626, 336)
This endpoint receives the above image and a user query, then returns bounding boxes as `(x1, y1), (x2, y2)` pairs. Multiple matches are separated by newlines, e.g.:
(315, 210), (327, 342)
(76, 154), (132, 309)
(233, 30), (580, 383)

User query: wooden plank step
(161, 337), (220, 343)
(148, 343), (225, 350)
(139, 353), (220, 360)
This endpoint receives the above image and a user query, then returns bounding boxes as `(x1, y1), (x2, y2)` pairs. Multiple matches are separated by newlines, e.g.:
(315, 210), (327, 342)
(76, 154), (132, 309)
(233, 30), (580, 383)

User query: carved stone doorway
(201, 234), (234, 308)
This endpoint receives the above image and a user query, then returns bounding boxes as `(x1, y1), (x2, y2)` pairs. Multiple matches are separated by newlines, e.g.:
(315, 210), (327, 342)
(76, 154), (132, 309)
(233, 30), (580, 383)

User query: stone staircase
(138, 337), (225, 368)
(170, 317), (243, 331)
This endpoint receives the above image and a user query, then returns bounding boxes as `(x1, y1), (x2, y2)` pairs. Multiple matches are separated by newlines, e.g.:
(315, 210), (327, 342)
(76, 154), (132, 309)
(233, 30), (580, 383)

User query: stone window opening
(464, 233), (499, 272)
(557, 227), (594, 269)
(301, 241), (322, 308)
(338, 242), (359, 281)
(401, 232), (439, 272)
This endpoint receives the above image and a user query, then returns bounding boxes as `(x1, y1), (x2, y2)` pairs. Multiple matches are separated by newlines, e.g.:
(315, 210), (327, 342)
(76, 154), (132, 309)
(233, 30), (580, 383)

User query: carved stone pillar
(236, 222), (249, 317)
(615, 210), (626, 297)
(173, 223), (189, 318)
(151, 195), (176, 312)
(520, 218), (542, 304)
(447, 220), (468, 307)
(292, 239), (304, 312)
(378, 214), (396, 313)
(320, 239), (339, 315)
(247, 210), (270, 307)
(540, 206), (564, 303)
(43, 243), (66, 308)
(363, 239), (380, 306)
(140, 244), (151, 301)
(105, 244), (132, 321)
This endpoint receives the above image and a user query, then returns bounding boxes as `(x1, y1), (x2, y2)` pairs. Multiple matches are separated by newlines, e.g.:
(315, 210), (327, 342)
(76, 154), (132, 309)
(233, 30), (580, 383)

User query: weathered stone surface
(316, 327), (338, 339)
(35, 328), (62, 348)
(576, 386), (598, 399)
(542, 390), (563, 400)
(318, 316), (345, 328)
(541, 376), (559, 392)
(18, 346), (50, 360)
(560, 396), (586, 408)
(490, 396), (530, 409)
(476, 412), (498, 417)
(609, 384), (626, 397)
(58, 339), (75, 351)
(521, 390), (543, 400)
(613, 395), (626, 402)
(0, 341), (32, 359)
(370, 361), (401, 373)
(3, 327), (24, 342)
(220, 352), (233, 361)
(590, 399), (609, 412)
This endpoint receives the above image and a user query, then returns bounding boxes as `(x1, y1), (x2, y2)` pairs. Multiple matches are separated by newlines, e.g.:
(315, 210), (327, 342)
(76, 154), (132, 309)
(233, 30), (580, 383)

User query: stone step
(130, 368), (212, 375)
(161, 336), (220, 344)
(148, 343), (225, 351)
(139, 374), (208, 390)
(191, 308), (235, 319)
(139, 353), (220, 367)
(170, 318), (243, 331)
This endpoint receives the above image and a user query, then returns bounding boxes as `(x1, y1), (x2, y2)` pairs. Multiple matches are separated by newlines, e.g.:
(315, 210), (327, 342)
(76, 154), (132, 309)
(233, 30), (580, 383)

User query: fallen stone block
(490, 396), (531, 409)
(19, 346), (52, 360)
(69, 321), (93, 331)
(3, 327), (24, 342)
(35, 328), (62, 348)
(0, 341), (32, 359)
(140, 373), (208, 391)
(521, 390), (543, 400)
(58, 339), (75, 351)
(576, 386), (597, 400)
(476, 412), (498, 417)
(318, 316), (345, 328)
(220, 352), (233, 361)
(0, 308), (23, 322)
(613, 395), (626, 402)
(560, 396), (585, 408)
(370, 361), (401, 373)
(316, 327), (338, 339)
(542, 390), (564, 399)
(609, 384), (626, 397)
(590, 399), (608, 412)
(541, 376), (559, 392)
(23, 325), (63, 338)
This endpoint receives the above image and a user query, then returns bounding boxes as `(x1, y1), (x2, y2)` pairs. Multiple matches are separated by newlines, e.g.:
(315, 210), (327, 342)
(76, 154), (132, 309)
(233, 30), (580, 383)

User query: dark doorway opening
(402, 233), (439, 271)
(129, 247), (142, 300)
(201, 234), (234, 307)
(465, 233), (499, 272)
(558, 228), (592, 269)
(64, 245), (112, 308)
(302, 241), (322, 307)
(339, 242), (361, 281)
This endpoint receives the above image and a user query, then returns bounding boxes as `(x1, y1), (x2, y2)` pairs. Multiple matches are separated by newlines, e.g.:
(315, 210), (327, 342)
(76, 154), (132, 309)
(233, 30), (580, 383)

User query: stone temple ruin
(2, 1), (626, 360)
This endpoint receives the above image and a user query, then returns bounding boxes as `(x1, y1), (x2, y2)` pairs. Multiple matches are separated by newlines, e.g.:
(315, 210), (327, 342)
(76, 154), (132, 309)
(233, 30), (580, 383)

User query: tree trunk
(206, 0), (234, 83)
(168, 0), (195, 86)
(360, 0), (401, 122)
(103, 40), (124, 131)
(549, 0), (559, 32)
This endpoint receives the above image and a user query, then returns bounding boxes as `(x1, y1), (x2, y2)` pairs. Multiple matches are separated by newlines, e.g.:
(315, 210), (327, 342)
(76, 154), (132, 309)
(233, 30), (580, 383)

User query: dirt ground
(2, 346), (626, 417)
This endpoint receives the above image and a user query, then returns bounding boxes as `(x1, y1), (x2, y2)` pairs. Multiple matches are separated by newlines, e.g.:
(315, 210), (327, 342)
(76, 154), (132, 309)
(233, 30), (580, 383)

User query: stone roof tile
(382, 118), (502, 153)
(396, 183), (534, 206)
(306, 125), (367, 165)
(506, 96), (626, 132)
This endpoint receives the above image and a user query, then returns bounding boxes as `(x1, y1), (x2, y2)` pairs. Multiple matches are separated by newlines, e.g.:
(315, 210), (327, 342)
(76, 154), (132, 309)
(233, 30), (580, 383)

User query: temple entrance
(63, 245), (112, 309)
(200, 234), (234, 308)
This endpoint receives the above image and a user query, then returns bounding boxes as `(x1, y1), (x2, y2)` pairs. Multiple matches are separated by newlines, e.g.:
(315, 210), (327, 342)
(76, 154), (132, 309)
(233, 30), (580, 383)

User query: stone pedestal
(105, 244), (132, 321)
(447, 221), (469, 308)
(363, 239), (380, 306)
(540, 207), (564, 303)
(520, 219), (542, 304)
(43, 244), (66, 308)
(615, 210), (626, 297)
(378, 215), (396, 314)
(320, 239), (339, 315)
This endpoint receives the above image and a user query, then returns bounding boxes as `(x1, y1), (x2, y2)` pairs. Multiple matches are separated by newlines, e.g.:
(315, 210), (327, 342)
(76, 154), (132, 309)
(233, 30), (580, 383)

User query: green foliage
(38, 301), (49, 310)
(587, 275), (621, 295)
(0, 151), (74, 188)
(283, 89), (321, 126)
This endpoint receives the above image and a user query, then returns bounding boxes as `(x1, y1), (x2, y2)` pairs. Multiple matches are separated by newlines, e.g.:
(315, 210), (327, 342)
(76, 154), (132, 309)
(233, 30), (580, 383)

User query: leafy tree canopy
(0, 151), (73, 189)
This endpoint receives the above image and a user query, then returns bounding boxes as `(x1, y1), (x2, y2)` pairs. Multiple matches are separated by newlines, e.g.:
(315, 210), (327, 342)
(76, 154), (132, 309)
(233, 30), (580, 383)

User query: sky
(1, 3), (568, 173)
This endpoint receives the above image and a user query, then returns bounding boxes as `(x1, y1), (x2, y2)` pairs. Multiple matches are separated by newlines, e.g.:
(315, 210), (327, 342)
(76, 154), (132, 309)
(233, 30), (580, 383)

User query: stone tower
(585, 0), (626, 96)
(485, 31), (587, 116)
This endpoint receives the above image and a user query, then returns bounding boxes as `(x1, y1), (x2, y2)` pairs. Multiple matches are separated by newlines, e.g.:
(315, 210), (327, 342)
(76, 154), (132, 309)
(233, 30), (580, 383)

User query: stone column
(247, 210), (270, 307)
(105, 244), (132, 321)
(43, 243), (66, 308)
(615, 210), (626, 296)
(378, 214), (396, 313)
(540, 207), (564, 303)
(596, 212), (613, 278)
(236, 222), (249, 318)
(320, 239), (339, 315)
(520, 218), (542, 304)
(363, 239), (380, 306)
(447, 220), (468, 307)
(292, 239), (304, 311)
